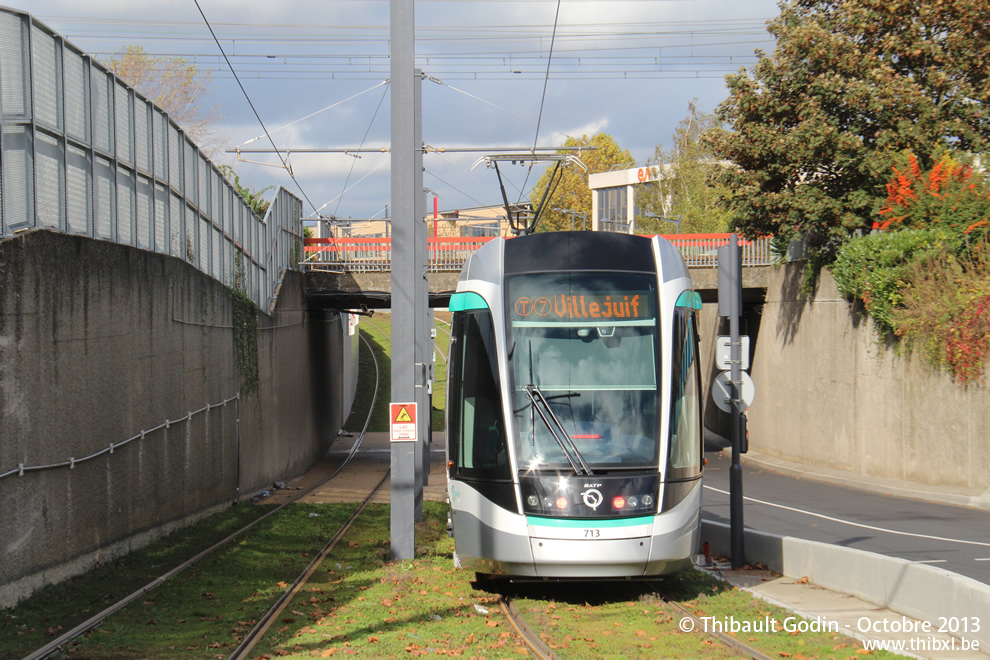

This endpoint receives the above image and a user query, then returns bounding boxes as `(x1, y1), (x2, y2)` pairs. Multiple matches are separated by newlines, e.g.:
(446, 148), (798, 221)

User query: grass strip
(4, 501), (906, 659)
(1, 503), (271, 658)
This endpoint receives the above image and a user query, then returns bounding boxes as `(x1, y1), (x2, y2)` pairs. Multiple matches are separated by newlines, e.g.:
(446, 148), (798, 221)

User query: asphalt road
(701, 448), (990, 585)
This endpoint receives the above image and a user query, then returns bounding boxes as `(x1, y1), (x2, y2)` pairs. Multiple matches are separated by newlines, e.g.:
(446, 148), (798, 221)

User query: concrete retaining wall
(745, 263), (990, 494)
(702, 520), (990, 649)
(0, 230), (347, 608)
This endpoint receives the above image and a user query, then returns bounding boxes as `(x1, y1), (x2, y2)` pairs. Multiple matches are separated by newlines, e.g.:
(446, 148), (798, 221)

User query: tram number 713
(584, 529), (601, 538)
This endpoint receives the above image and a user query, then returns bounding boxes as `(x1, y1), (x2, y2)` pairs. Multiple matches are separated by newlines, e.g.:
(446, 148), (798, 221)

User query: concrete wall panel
(0, 230), (340, 608)
(749, 262), (990, 494)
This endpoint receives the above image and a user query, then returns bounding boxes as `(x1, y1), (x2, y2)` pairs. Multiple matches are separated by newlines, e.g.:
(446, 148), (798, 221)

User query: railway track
(651, 583), (775, 660)
(495, 591), (562, 660)
(23, 332), (384, 660)
(489, 578), (775, 660)
(227, 468), (390, 659)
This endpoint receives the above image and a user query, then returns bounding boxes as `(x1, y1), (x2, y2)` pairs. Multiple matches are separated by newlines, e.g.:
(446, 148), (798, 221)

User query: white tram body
(445, 231), (704, 578)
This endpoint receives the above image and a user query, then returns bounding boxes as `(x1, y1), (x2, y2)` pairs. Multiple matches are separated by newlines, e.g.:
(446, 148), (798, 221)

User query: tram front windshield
(507, 272), (660, 472)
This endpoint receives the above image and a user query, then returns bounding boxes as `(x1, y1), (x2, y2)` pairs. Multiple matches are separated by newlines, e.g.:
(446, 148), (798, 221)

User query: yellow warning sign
(390, 402), (417, 442)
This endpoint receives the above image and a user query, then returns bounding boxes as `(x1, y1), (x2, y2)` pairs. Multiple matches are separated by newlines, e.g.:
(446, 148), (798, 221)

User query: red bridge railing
(303, 233), (772, 272)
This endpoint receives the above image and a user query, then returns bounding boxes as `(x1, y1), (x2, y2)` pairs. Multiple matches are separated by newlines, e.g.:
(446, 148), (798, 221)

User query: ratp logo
(581, 488), (603, 510)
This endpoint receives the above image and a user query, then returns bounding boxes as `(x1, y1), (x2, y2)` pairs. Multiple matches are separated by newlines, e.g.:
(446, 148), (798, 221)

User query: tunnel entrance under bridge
(304, 263), (769, 450)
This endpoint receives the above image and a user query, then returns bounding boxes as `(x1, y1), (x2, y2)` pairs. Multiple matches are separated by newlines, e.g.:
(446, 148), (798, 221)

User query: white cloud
(7, 0), (781, 217)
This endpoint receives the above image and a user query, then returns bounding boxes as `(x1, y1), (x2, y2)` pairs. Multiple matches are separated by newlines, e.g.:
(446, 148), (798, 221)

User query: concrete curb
(702, 520), (990, 649)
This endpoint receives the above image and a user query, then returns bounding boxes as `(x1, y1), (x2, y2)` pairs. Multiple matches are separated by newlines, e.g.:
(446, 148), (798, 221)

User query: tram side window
(667, 307), (702, 481)
(450, 311), (510, 481)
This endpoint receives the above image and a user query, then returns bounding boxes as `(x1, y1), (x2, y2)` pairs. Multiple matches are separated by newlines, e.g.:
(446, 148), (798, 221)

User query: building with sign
(589, 165), (668, 233)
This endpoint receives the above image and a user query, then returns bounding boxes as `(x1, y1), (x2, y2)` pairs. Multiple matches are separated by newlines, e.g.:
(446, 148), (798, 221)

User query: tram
(445, 230), (704, 578)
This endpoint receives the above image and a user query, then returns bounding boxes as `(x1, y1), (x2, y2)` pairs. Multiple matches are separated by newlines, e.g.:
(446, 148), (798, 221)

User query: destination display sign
(511, 292), (653, 322)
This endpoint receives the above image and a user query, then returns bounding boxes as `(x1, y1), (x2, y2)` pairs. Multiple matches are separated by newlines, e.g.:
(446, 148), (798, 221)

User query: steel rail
(653, 585), (775, 660)
(496, 593), (561, 660)
(227, 468), (391, 659)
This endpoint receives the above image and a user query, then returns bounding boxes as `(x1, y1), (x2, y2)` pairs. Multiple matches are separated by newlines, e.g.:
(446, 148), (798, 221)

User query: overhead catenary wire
(426, 75), (577, 146)
(236, 80), (389, 149)
(42, 11), (775, 69)
(511, 0), (564, 233)
(331, 81), (390, 219)
(531, 0), (562, 153)
(310, 157), (391, 220)
(426, 170), (491, 210)
(193, 0), (325, 219)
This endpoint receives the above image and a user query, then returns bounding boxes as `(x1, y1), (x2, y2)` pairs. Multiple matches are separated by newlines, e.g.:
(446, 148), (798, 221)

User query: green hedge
(830, 228), (962, 335)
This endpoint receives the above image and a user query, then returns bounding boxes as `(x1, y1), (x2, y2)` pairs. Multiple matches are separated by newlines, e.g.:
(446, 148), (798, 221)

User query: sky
(8, 0), (783, 225)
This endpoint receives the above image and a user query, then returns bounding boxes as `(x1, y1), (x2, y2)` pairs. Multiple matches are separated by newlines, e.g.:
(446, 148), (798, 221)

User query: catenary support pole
(414, 68), (427, 522)
(389, 0), (417, 560)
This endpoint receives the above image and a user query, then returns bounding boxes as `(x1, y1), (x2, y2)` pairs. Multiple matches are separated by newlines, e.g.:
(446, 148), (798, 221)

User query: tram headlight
(626, 495), (639, 507)
(642, 494), (654, 508)
(526, 494), (539, 508)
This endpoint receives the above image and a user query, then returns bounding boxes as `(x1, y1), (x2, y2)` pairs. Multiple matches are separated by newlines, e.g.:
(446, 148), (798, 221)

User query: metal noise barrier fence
(0, 7), (304, 312)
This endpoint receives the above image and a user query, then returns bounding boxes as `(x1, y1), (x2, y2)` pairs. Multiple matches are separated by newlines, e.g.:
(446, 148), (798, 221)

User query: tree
(876, 151), (990, 238)
(528, 133), (635, 233)
(639, 101), (735, 234)
(705, 0), (990, 258)
(104, 45), (224, 159)
(217, 165), (272, 218)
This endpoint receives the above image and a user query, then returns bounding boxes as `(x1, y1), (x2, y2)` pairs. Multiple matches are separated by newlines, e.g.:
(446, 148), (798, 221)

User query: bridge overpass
(303, 234), (774, 311)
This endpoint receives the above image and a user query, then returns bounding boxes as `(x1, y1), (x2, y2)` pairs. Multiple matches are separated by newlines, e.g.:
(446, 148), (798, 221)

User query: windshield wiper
(518, 341), (591, 475)
(524, 384), (593, 476)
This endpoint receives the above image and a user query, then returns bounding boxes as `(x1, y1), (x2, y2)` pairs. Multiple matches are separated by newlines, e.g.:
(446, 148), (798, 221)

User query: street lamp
(552, 207), (588, 231)
(641, 211), (682, 234)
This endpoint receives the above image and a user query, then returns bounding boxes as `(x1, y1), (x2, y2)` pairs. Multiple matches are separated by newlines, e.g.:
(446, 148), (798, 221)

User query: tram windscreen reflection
(507, 272), (660, 470)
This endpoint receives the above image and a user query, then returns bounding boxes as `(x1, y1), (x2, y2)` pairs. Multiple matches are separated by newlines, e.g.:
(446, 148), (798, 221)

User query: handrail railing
(303, 233), (773, 272)
(303, 236), (498, 272)
(659, 233), (772, 267)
